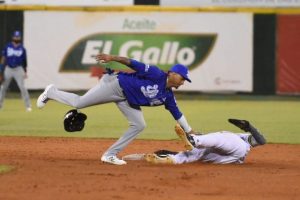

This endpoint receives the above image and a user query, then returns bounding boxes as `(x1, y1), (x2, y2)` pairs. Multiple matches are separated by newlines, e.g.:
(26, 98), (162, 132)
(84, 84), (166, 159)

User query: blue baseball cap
(12, 31), (22, 38)
(169, 64), (191, 83)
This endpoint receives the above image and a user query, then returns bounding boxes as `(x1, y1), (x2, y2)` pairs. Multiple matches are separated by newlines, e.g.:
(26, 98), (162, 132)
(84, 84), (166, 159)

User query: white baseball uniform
(169, 132), (252, 164)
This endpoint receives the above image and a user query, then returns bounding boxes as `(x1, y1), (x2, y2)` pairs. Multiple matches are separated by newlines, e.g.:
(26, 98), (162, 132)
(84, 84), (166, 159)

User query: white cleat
(26, 107), (32, 112)
(36, 84), (54, 109)
(101, 155), (127, 165)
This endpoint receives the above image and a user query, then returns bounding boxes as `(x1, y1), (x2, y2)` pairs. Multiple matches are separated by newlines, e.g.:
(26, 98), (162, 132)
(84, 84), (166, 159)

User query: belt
(7, 65), (22, 68)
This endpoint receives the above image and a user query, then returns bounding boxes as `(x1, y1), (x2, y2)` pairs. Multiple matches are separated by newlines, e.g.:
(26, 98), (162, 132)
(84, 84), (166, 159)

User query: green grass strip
(0, 98), (299, 144)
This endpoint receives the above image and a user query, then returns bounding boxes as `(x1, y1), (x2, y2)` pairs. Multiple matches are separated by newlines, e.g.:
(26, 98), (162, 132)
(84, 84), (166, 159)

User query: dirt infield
(0, 137), (299, 200)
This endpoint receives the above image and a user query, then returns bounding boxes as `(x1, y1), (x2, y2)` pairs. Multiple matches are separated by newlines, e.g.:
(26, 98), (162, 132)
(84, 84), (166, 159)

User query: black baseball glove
(64, 109), (87, 132)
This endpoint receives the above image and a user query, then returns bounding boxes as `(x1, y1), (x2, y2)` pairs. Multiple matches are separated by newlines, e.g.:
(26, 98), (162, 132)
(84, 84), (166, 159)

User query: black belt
(8, 65), (23, 68)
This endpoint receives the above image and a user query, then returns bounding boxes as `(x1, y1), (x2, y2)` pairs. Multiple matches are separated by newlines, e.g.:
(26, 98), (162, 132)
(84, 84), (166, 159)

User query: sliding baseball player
(124, 119), (266, 165)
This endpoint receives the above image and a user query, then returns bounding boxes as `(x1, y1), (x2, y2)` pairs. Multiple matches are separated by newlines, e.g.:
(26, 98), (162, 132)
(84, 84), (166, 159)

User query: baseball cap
(169, 64), (191, 83)
(12, 31), (22, 38)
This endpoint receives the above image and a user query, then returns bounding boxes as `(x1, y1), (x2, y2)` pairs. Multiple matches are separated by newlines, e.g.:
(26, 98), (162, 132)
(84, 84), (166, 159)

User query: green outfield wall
(0, 6), (299, 95)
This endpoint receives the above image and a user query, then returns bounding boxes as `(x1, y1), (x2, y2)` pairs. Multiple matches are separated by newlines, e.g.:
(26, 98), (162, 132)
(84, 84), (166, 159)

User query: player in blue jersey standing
(37, 53), (197, 165)
(0, 31), (31, 111)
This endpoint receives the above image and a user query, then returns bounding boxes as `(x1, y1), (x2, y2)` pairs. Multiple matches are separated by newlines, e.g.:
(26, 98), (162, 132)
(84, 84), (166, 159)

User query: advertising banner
(161, 0), (300, 7)
(277, 15), (300, 94)
(24, 11), (253, 92)
(3, 0), (133, 6)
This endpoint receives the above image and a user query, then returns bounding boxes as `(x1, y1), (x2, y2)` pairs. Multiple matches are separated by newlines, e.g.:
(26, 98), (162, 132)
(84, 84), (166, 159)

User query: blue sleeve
(128, 59), (146, 71)
(164, 93), (183, 120)
(129, 59), (164, 79)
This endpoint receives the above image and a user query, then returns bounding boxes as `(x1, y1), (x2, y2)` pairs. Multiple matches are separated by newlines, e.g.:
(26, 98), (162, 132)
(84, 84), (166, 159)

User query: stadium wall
(276, 15), (300, 95)
(0, 6), (299, 95)
(253, 14), (276, 95)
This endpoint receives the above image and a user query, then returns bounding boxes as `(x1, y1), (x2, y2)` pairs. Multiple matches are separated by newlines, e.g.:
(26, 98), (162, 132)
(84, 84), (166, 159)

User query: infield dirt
(0, 137), (299, 200)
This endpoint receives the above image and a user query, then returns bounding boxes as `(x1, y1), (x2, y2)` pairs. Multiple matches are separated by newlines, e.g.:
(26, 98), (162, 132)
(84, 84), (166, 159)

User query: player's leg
(176, 125), (250, 161)
(13, 67), (31, 110)
(37, 74), (125, 109)
(228, 119), (266, 145)
(101, 101), (146, 165)
(200, 152), (245, 164)
(146, 148), (245, 165)
(239, 133), (265, 147)
(169, 141), (247, 165)
(170, 149), (241, 164)
(189, 132), (250, 162)
(0, 67), (14, 108)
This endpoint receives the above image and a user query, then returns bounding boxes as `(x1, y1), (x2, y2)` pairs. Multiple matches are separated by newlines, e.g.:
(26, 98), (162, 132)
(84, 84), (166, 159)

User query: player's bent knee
(73, 98), (85, 109)
(131, 121), (146, 132)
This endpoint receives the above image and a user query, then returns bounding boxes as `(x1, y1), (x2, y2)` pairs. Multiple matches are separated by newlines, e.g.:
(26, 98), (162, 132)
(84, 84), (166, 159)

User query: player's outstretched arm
(96, 53), (131, 66)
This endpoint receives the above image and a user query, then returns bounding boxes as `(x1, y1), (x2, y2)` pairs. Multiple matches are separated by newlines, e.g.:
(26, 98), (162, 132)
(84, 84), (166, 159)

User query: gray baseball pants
(47, 74), (146, 157)
(0, 67), (31, 108)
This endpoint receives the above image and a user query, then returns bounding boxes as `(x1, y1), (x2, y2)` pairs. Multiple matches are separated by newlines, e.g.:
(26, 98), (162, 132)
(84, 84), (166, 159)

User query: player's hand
(24, 73), (28, 79)
(96, 53), (113, 63)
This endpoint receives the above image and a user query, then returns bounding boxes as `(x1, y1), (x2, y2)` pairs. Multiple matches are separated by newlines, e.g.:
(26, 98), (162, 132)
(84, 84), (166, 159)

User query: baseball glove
(64, 109), (87, 132)
(175, 124), (196, 150)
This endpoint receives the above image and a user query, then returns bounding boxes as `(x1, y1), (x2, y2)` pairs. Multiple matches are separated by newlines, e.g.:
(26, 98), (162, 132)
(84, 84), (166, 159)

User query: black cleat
(228, 119), (266, 145)
(228, 119), (250, 132)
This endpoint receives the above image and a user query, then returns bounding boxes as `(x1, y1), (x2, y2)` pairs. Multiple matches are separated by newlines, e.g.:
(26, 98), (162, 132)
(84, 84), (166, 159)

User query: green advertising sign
(60, 33), (217, 72)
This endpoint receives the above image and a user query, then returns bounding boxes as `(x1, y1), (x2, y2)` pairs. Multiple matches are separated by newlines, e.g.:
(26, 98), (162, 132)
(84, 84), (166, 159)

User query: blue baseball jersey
(117, 59), (182, 120)
(1, 42), (27, 70)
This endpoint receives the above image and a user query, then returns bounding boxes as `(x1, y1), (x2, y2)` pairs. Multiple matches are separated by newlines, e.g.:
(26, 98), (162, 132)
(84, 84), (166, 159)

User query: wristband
(177, 115), (192, 133)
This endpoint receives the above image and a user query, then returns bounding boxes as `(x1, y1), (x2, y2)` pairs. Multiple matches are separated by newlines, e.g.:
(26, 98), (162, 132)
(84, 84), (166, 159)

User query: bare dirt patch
(0, 137), (299, 200)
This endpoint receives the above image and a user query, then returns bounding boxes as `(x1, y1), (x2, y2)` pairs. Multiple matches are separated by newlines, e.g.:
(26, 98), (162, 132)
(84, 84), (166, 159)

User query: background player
(144, 119), (266, 164)
(37, 53), (198, 165)
(0, 31), (31, 111)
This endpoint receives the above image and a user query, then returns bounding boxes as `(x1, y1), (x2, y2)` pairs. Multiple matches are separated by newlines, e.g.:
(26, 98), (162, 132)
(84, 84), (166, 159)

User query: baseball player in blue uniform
(0, 31), (31, 111)
(37, 53), (197, 165)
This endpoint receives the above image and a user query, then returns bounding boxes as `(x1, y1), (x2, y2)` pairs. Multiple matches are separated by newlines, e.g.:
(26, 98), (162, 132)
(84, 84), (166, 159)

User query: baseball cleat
(228, 119), (266, 145)
(228, 119), (250, 132)
(36, 84), (54, 109)
(175, 124), (196, 150)
(26, 107), (32, 112)
(101, 155), (127, 165)
(145, 153), (175, 164)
